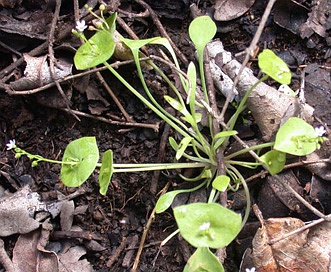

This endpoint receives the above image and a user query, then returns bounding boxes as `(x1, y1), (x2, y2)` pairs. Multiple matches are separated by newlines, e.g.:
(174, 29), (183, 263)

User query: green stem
(208, 188), (217, 203)
(161, 229), (180, 246)
(226, 160), (262, 168)
(104, 62), (192, 139)
(224, 142), (274, 160)
(14, 148), (77, 166)
(227, 75), (269, 130)
(110, 162), (208, 173)
(226, 164), (251, 229)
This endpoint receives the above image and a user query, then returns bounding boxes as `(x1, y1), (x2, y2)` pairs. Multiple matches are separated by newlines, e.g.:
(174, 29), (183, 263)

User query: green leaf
(184, 247), (224, 272)
(61, 137), (99, 187)
(212, 175), (230, 192)
(164, 95), (185, 112)
(174, 203), (241, 248)
(176, 136), (193, 160)
(186, 62), (197, 103)
(179, 168), (212, 182)
(260, 150), (286, 175)
(74, 30), (115, 70)
(258, 49), (291, 85)
(104, 12), (117, 36)
(121, 37), (161, 52)
(274, 117), (319, 156)
(155, 191), (180, 213)
(213, 130), (238, 150)
(214, 130), (238, 139)
(98, 150), (114, 195)
(189, 16), (217, 52)
(169, 137), (179, 151)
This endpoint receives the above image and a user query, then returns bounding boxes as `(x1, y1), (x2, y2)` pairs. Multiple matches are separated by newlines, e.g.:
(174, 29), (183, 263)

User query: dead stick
(274, 175), (326, 219)
(106, 237), (128, 268)
(151, 122), (170, 194)
(96, 71), (133, 122)
(61, 108), (159, 131)
(131, 182), (171, 271)
(269, 213), (331, 245)
(219, 0), (277, 121)
(3, 58), (149, 95)
(134, 0), (188, 65)
(48, 0), (80, 121)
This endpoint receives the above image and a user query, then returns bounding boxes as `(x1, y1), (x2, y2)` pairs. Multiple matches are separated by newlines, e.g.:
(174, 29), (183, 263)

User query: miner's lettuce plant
(8, 6), (327, 272)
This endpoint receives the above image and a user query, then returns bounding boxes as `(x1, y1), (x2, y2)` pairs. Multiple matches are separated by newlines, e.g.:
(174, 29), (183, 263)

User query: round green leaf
(99, 150), (114, 195)
(174, 203), (241, 248)
(259, 150), (286, 175)
(61, 137), (99, 187)
(274, 117), (319, 156)
(212, 175), (230, 192)
(258, 49), (291, 84)
(189, 16), (217, 50)
(74, 30), (115, 70)
(184, 247), (224, 272)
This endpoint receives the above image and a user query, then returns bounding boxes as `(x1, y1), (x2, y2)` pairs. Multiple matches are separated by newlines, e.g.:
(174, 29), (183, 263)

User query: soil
(0, 0), (331, 271)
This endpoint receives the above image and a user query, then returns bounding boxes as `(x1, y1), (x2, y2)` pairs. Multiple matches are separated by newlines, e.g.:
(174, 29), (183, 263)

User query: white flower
(314, 126), (326, 137)
(6, 139), (16, 150)
(245, 268), (256, 272)
(199, 222), (211, 231)
(76, 20), (87, 33)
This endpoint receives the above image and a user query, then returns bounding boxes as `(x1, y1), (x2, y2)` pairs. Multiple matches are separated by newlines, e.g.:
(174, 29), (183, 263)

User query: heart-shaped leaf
(74, 30), (115, 70)
(184, 247), (224, 272)
(274, 117), (319, 156)
(258, 49), (291, 84)
(98, 150), (114, 195)
(260, 150), (286, 175)
(61, 137), (99, 187)
(174, 203), (241, 248)
(212, 175), (230, 192)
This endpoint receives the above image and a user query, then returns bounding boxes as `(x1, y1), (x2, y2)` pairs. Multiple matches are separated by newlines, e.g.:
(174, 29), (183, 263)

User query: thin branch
(134, 0), (188, 65)
(219, 0), (277, 121)
(61, 108), (160, 131)
(48, 0), (79, 121)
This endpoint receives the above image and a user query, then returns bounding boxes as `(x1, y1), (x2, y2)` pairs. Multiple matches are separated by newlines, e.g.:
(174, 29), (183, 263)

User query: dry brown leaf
(9, 54), (72, 91)
(251, 217), (331, 271)
(0, 186), (40, 236)
(58, 246), (93, 272)
(214, 0), (255, 21)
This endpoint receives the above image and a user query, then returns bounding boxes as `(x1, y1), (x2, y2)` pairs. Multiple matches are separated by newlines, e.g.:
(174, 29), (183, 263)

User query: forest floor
(0, 0), (331, 271)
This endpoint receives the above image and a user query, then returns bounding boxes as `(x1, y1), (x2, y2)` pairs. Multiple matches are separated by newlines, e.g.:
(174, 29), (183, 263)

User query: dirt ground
(1, 0), (331, 271)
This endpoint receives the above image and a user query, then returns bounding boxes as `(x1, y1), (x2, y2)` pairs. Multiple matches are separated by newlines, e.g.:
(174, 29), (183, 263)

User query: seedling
(8, 6), (327, 271)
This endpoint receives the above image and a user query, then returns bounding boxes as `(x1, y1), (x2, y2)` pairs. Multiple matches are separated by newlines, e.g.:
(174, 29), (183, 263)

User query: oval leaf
(189, 16), (217, 50)
(212, 175), (230, 192)
(258, 49), (291, 84)
(176, 136), (193, 160)
(99, 150), (114, 195)
(174, 203), (241, 248)
(61, 137), (99, 187)
(259, 150), (286, 175)
(74, 30), (115, 70)
(274, 117), (319, 156)
(184, 247), (224, 272)
(155, 191), (180, 214)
